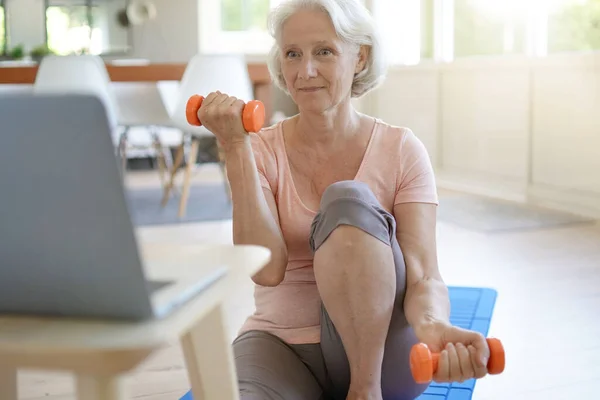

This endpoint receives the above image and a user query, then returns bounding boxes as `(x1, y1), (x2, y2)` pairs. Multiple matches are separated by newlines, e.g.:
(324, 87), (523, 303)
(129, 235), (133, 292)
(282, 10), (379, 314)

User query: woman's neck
(293, 100), (362, 149)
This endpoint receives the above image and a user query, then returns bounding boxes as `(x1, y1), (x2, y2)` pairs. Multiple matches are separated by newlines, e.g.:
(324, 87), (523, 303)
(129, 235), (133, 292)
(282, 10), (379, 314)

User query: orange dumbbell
(185, 94), (265, 133)
(410, 338), (505, 384)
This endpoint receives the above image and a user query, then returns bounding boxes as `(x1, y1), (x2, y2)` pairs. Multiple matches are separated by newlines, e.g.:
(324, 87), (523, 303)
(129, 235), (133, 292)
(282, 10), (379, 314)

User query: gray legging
(233, 180), (429, 400)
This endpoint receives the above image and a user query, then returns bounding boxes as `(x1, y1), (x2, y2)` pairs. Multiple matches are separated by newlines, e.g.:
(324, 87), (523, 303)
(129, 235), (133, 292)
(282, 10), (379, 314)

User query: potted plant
(8, 44), (25, 60)
(30, 45), (53, 62)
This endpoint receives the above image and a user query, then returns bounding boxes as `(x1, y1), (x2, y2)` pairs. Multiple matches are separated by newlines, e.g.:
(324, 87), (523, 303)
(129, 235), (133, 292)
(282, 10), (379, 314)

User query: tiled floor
(17, 166), (600, 400)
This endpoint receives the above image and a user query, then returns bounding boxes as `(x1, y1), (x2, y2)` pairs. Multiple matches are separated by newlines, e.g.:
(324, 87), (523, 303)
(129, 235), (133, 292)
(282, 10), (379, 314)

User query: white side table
(0, 244), (270, 400)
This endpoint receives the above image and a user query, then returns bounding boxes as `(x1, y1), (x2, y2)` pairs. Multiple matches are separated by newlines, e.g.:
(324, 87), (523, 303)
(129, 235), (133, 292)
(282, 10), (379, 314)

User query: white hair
(266, 0), (387, 98)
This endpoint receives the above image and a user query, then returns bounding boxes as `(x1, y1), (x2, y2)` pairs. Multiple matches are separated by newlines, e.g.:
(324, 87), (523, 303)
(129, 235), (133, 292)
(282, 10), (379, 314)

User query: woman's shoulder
(371, 118), (426, 153)
(373, 118), (415, 140)
(250, 119), (285, 153)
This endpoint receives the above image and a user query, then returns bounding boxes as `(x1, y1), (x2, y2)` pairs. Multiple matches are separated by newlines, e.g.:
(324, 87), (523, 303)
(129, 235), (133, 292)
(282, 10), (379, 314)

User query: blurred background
(4, 0), (598, 216)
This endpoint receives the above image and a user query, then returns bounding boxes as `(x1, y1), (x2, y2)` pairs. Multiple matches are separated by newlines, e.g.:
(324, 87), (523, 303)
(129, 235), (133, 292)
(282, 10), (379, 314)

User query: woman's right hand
(197, 91), (250, 148)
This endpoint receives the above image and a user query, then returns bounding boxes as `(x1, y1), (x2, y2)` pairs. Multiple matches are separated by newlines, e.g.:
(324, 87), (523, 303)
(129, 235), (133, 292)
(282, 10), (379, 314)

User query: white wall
(130, 0), (201, 63)
(359, 53), (600, 218)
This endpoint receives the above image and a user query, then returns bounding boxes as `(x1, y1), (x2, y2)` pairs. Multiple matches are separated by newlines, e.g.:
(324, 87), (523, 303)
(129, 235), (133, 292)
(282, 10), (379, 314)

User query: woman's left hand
(415, 322), (490, 383)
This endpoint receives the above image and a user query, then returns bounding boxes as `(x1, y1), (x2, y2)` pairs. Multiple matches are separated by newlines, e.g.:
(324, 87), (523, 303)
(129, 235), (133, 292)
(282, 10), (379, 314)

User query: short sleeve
(394, 129), (438, 205)
(250, 131), (278, 195)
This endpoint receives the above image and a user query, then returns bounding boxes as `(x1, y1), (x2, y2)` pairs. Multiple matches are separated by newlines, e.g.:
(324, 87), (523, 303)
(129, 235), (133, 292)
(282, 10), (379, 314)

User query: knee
(310, 181), (394, 253)
(319, 180), (379, 212)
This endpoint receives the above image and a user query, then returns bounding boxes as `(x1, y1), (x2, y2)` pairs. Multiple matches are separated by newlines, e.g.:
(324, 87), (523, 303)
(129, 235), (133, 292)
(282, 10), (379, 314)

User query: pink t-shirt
(238, 118), (439, 344)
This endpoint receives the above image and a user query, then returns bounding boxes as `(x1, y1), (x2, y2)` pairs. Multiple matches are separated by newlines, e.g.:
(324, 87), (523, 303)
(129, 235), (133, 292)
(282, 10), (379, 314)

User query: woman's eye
(286, 51), (300, 58)
(318, 49), (332, 56)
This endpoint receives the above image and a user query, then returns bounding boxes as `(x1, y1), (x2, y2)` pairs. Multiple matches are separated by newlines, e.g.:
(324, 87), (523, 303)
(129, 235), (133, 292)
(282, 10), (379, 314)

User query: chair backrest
(112, 82), (172, 127)
(34, 55), (119, 130)
(170, 54), (254, 135)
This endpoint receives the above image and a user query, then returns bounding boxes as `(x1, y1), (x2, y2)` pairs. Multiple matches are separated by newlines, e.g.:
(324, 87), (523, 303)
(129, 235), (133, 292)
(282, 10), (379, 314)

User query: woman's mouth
(298, 87), (323, 92)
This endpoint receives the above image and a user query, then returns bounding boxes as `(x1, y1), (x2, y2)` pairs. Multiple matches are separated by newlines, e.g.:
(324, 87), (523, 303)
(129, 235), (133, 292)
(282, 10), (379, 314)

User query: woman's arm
(224, 138), (288, 287)
(392, 130), (489, 381)
(394, 202), (451, 334)
(395, 201), (491, 381)
(197, 92), (288, 287)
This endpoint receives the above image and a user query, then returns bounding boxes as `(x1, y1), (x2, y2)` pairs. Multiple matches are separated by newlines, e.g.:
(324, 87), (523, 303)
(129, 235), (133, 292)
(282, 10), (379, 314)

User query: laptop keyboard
(146, 279), (173, 294)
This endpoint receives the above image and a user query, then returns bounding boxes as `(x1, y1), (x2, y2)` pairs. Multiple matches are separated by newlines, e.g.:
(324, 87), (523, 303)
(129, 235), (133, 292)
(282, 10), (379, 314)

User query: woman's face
(279, 9), (367, 113)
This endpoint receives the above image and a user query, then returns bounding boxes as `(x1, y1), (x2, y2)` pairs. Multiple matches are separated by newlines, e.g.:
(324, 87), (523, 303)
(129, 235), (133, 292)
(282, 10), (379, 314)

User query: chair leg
(150, 127), (168, 187)
(161, 142), (185, 207)
(118, 127), (129, 181)
(178, 138), (200, 218)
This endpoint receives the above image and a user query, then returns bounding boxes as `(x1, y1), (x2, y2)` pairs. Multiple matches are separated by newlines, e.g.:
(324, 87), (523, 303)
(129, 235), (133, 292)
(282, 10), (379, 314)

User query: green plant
(9, 44), (25, 59)
(30, 44), (53, 58)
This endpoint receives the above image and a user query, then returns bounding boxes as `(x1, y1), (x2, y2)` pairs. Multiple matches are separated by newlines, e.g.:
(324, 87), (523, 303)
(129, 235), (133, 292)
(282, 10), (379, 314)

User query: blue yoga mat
(179, 286), (498, 400)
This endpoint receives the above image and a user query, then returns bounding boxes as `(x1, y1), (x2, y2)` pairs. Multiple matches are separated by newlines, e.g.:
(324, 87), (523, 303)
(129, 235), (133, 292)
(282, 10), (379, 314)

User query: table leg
(0, 365), (17, 400)
(181, 303), (239, 400)
(75, 374), (127, 400)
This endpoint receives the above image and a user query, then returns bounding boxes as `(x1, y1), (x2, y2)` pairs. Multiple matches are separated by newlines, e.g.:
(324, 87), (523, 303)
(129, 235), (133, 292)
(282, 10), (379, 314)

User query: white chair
(112, 81), (177, 184)
(162, 54), (256, 217)
(33, 55), (119, 134)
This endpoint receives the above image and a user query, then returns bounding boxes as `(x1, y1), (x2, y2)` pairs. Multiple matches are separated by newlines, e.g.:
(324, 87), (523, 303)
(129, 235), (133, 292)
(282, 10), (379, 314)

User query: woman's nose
(299, 58), (318, 79)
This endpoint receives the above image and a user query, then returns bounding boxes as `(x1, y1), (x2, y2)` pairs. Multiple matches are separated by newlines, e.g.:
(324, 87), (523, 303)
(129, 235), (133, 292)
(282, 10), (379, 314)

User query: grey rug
(126, 184), (232, 226)
(437, 193), (595, 233)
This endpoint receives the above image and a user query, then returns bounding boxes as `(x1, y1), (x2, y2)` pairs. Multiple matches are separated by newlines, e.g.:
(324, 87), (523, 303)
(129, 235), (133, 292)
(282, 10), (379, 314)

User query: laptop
(0, 94), (228, 320)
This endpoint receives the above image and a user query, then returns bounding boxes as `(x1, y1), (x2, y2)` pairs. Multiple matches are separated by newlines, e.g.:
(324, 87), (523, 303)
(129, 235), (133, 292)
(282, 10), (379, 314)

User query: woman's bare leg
(311, 181), (400, 400)
(314, 223), (395, 400)
(310, 181), (429, 400)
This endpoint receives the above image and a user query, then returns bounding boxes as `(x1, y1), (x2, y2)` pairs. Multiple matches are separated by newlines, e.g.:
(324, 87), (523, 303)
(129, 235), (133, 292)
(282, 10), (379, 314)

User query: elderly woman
(199, 0), (490, 399)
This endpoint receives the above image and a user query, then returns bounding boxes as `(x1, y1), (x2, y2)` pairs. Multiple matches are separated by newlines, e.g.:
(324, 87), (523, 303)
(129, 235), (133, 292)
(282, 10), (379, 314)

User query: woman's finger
(202, 91), (220, 107)
(435, 349), (450, 382)
(446, 343), (463, 382)
(470, 332), (490, 368)
(224, 96), (238, 107)
(456, 343), (474, 381)
(469, 345), (488, 379)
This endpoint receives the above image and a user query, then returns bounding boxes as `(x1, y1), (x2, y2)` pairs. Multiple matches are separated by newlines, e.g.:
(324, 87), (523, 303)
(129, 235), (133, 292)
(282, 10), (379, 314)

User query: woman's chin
(296, 100), (330, 114)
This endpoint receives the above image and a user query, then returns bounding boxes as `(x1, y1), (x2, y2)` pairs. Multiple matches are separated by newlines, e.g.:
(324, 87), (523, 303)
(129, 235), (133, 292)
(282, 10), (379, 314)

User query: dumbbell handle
(410, 337), (505, 384)
(185, 94), (265, 133)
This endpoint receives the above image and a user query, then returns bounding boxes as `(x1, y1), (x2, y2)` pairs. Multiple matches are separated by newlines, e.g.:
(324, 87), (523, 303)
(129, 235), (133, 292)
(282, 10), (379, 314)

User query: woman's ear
(355, 45), (369, 74)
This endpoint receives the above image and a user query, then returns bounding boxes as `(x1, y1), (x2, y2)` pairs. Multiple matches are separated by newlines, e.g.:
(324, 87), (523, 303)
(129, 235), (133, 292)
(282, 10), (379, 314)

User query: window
(421, 0), (435, 59)
(447, 0), (600, 59)
(221, 0), (270, 32)
(453, 0), (527, 57)
(200, 0), (282, 54)
(45, 0), (130, 55)
(547, 0), (600, 53)
(372, 0), (427, 65)
(0, 0), (5, 55)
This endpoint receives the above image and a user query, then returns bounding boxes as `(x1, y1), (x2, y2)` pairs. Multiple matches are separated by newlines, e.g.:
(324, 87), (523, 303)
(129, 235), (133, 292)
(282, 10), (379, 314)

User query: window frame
(0, 0), (7, 56)
(200, 0), (279, 55)
(199, 0), (600, 61)
(43, 0), (133, 56)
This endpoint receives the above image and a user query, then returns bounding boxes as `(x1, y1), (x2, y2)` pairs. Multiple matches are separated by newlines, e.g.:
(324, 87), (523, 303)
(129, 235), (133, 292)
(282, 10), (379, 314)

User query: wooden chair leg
(161, 142), (185, 207)
(178, 138), (200, 218)
(181, 304), (239, 400)
(76, 374), (127, 400)
(151, 129), (168, 187)
(0, 365), (17, 400)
